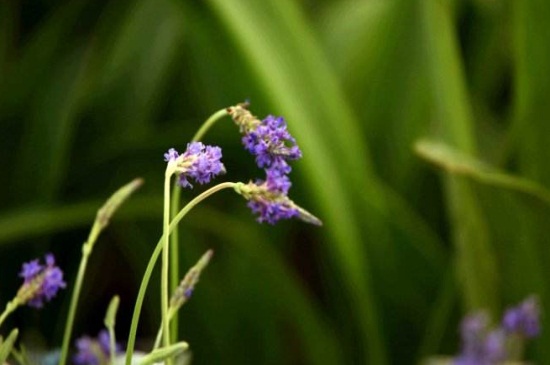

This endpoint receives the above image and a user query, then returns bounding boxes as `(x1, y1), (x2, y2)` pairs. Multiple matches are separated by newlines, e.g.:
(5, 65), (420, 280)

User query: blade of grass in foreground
(512, 1), (550, 361)
(419, 0), (498, 313)
(202, 0), (387, 362)
(415, 140), (550, 205)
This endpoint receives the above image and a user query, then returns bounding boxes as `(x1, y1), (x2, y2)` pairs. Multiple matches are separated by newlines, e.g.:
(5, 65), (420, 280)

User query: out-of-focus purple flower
(73, 330), (121, 365)
(452, 296), (541, 364)
(502, 296), (540, 338)
(483, 330), (507, 363)
(241, 115), (302, 174)
(18, 253), (66, 308)
(73, 336), (99, 365)
(164, 142), (225, 188)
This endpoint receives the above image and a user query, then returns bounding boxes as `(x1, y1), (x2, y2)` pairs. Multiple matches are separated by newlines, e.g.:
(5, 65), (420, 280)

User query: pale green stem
(162, 172), (172, 358)
(109, 324), (116, 365)
(59, 228), (100, 365)
(191, 108), (229, 142)
(125, 182), (237, 365)
(169, 182), (181, 343)
(153, 308), (176, 350)
(0, 299), (20, 328)
(168, 107), (229, 342)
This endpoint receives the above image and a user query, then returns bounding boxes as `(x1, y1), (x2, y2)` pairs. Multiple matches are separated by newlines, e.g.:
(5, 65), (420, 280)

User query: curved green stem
(161, 173), (172, 355)
(59, 240), (96, 365)
(125, 182), (237, 365)
(168, 108), (229, 342)
(191, 108), (229, 142)
(169, 182), (181, 342)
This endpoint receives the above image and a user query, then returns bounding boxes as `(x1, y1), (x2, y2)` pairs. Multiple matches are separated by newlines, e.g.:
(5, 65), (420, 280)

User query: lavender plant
(0, 102), (321, 365)
(426, 296), (541, 365)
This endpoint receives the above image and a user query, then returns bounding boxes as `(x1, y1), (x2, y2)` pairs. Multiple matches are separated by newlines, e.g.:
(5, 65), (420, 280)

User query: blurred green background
(1, 0), (550, 364)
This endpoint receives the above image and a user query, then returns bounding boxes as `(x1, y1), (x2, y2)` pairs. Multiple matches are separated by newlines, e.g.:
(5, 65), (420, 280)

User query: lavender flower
(164, 142), (225, 188)
(452, 296), (541, 364)
(241, 115), (302, 173)
(502, 296), (540, 338)
(73, 329), (121, 365)
(17, 253), (66, 308)
(227, 104), (302, 174)
(235, 171), (321, 226)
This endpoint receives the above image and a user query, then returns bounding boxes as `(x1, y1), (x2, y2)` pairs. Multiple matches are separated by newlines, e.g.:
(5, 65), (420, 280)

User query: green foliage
(0, 0), (549, 363)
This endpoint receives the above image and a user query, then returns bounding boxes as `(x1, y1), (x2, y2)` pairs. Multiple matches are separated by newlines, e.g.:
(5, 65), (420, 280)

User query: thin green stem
(169, 182), (181, 342)
(154, 308), (176, 350)
(168, 107), (229, 342)
(125, 182), (237, 365)
(59, 233), (98, 365)
(161, 173), (172, 356)
(109, 324), (116, 365)
(58, 179), (141, 365)
(191, 108), (229, 142)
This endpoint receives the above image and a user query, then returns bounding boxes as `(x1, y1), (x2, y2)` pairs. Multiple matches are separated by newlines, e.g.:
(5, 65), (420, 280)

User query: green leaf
(0, 328), (18, 363)
(419, 0), (498, 312)
(415, 139), (550, 205)
(136, 342), (189, 365)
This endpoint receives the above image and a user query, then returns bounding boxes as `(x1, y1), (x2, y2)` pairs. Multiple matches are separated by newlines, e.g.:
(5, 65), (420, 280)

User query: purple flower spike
(74, 329), (121, 365)
(18, 253), (66, 308)
(236, 172), (321, 226)
(165, 142), (225, 189)
(241, 115), (302, 174)
(503, 296), (540, 338)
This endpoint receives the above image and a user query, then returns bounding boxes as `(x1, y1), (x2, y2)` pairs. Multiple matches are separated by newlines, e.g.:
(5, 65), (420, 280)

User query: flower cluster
(73, 329), (121, 365)
(164, 142), (225, 188)
(228, 103), (318, 225)
(17, 254), (66, 308)
(235, 170), (321, 226)
(241, 115), (302, 174)
(454, 296), (541, 365)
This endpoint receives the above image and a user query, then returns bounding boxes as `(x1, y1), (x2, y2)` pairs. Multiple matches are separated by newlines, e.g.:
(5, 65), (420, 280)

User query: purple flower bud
(164, 148), (179, 162)
(18, 254), (66, 308)
(74, 329), (121, 365)
(502, 296), (540, 338)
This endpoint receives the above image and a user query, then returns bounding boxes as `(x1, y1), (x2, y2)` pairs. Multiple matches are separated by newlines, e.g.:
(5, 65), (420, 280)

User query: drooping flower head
(164, 142), (225, 188)
(228, 104), (302, 174)
(73, 329), (121, 365)
(502, 296), (540, 338)
(234, 170), (321, 226)
(17, 253), (66, 308)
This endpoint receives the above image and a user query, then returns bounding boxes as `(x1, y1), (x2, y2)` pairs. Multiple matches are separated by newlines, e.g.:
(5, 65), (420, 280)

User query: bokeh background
(1, 0), (550, 364)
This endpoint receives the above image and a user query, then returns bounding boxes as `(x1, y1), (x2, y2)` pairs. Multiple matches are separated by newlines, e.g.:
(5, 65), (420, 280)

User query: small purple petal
(164, 148), (179, 162)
